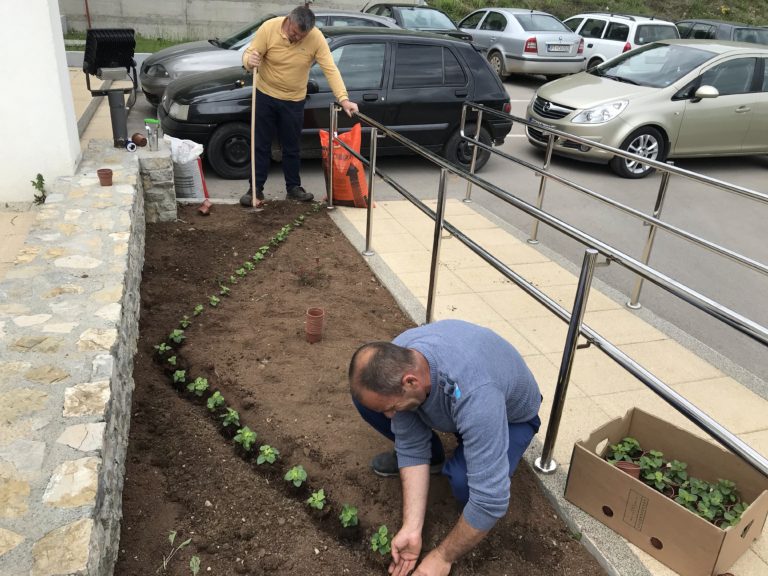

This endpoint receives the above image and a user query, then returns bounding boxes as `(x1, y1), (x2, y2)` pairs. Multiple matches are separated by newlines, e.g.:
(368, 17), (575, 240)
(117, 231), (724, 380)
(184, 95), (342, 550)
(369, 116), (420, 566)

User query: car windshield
(591, 43), (714, 87)
(400, 7), (455, 30)
(219, 18), (269, 50)
(514, 14), (570, 33)
(733, 27), (768, 44)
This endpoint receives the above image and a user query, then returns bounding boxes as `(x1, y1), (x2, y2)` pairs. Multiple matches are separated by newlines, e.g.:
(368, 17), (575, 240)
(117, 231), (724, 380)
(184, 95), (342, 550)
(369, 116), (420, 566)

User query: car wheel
(207, 122), (252, 179)
(609, 127), (666, 179)
(487, 51), (507, 79)
(443, 124), (492, 171)
(587, 57), (603, 70)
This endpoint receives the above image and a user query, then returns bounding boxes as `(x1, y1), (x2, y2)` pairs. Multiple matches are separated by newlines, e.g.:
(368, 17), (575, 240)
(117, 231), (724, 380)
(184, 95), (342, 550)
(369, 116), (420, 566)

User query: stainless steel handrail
(326, 103), (768, 477)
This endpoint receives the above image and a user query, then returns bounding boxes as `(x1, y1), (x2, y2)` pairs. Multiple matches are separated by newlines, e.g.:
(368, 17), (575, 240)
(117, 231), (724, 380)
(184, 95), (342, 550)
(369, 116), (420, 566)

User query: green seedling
(243, 261), (255, 271)
(606, 436), (642, 463)
(339, 504), (359, 528)
(252, 252), (265, 262)
(307, 489), (326, 510)
(187, 377), (209, 397)
(284, 465), (307, 487)
(370, 525), (391, 556)
(269, 236), (280, 247)
(234, 426), (257, 452)
(257, 444), (280, 465)
(189, 555), (201, 575)
(209, 295), (220, 307)
(172, 370), (186, 384)
(220, 408), (240, 428)
(31, 173), (46, 205)
(229, 275), (238, 285)
(192, 304), (204, 316)
(207, 391), (225, 411)
(667, 459), (688, 485)
(158, 530), (191, 573)
(154, 342), (172, 355)
(166, 355), (177, 366)
(179, 315), (191, 329)
(219, 284), (230, 296)
(168, 329), (186, 345)
(259, 245), (270, 254)
(236, 268), (247, 277)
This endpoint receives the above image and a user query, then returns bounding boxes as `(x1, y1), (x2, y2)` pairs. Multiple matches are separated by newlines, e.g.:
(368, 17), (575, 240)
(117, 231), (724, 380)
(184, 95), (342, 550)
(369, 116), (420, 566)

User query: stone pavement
(0, 69), (765, 576)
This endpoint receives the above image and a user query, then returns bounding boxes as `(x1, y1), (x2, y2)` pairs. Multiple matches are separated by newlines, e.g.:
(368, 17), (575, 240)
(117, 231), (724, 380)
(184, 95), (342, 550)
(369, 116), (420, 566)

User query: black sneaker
(286, 186), (314, 202)
(370, 451), (444, 478)
(239, 187), (264, 207)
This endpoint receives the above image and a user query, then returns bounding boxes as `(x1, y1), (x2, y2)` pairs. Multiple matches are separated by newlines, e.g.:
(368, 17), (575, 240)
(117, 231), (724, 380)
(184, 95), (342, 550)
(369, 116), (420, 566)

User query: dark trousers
(353, 396), (540, 504)
(251, 89), (305, 191)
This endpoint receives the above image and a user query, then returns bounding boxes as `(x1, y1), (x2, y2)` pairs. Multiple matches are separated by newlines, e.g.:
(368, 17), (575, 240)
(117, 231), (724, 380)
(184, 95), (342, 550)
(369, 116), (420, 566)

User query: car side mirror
(691, 84), (719, 102)
(307, 79), (319, 95)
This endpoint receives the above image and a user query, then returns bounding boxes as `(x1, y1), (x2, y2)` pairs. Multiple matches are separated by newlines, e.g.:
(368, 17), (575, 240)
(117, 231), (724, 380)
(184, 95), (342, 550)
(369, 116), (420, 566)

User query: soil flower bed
(114, 202), (606, 576)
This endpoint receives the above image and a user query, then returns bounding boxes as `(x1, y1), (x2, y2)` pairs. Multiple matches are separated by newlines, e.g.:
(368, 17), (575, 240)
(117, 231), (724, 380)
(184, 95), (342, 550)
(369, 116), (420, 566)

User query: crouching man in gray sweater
(349, 319), (542, 576)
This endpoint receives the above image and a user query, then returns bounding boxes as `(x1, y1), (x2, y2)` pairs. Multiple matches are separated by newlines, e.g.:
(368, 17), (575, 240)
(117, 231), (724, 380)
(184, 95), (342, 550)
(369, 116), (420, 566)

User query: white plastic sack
(164, 135), (204, 165)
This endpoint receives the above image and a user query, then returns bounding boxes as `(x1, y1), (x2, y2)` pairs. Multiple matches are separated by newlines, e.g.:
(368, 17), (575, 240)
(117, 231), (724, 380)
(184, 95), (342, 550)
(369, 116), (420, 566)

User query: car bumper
(525, 115), (617, 164)
(505, 55), (585, 75)
(158, 105), (214, 147)
(138, 74), (170, 101)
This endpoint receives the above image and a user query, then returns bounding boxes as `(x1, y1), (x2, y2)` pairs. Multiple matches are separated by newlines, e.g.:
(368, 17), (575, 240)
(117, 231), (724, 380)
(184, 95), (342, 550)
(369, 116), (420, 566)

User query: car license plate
(548, 44), (569, 52)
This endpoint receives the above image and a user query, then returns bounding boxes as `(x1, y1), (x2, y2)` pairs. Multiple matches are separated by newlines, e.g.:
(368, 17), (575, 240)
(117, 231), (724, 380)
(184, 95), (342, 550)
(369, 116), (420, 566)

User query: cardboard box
(565, 408), (768, 576)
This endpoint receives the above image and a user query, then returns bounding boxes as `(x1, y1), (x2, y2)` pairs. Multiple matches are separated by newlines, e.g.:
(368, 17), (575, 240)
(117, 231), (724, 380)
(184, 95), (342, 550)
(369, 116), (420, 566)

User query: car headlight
(146, 64), (169, 78)
(169, 102), (189, 121)
(571, 100), (628, 124)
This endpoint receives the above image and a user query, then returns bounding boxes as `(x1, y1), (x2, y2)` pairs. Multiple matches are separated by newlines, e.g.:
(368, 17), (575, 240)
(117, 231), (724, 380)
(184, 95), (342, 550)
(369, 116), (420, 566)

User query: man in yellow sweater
(240, 5), (359, 206)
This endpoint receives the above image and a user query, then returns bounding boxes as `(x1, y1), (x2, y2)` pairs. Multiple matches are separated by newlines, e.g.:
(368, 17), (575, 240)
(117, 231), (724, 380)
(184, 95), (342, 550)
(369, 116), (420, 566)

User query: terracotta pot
(615, 461), (641, 479)
(131, 132), (148, 147)
(97, 168), (113, 187)
(305, 307), (325, 343)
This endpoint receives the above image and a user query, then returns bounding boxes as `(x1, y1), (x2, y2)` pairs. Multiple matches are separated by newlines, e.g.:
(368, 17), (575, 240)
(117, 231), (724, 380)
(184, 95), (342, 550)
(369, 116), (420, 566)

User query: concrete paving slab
(583, 308), (668, 345)
(476, 320), (540, 358)
(396, 268), (473, 299)
(618, 340), (725, 384)
(548, 347), (648, 397)
(427, 292), (508, 324)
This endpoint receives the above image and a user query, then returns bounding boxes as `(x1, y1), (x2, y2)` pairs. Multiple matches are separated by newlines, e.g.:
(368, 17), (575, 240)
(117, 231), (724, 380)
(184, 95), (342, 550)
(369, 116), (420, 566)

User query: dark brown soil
(114, 202), (606, 576)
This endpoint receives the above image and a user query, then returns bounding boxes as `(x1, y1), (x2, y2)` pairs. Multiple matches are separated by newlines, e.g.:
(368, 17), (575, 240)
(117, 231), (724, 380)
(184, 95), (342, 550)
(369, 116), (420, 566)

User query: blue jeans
(353, 397), (540, 504)
(251, 89), (305, 191)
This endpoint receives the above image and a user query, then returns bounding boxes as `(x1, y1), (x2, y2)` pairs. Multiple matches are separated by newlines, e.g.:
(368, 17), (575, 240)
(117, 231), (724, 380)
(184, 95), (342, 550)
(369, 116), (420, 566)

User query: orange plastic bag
(319, 123), (369, 208)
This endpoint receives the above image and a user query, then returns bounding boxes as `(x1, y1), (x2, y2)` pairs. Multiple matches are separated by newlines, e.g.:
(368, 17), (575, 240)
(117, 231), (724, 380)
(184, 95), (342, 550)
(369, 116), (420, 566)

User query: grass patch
(64, 31), (192, 53)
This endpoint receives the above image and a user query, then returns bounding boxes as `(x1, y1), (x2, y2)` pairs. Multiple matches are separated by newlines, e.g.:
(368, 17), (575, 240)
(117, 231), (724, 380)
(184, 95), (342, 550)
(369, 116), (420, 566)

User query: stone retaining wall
(0, 140), (150, 575)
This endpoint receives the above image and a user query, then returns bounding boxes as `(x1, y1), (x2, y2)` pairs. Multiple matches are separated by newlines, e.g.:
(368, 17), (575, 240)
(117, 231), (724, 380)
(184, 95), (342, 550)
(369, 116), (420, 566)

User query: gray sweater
(392, 320), (541, 531)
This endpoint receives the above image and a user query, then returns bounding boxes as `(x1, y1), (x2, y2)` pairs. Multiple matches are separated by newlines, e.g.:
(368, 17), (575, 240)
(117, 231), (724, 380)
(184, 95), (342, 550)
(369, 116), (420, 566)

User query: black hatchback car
(159, 28), (512, 179)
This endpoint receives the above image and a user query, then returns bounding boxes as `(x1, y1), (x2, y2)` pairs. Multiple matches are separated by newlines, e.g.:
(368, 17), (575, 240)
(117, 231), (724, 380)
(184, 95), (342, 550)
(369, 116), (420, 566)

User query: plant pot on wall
(305, 307), (325, 343)
(97, 168), (113, 186)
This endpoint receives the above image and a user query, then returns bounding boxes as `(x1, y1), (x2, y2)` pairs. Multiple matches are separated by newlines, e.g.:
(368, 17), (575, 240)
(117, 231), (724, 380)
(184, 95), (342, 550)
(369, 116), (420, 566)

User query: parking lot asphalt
(30, 70), (768, 576)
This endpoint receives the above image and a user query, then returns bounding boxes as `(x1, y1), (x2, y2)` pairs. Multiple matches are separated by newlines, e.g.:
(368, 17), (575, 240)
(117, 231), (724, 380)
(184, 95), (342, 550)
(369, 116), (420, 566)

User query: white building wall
(0, 0), (79, 202)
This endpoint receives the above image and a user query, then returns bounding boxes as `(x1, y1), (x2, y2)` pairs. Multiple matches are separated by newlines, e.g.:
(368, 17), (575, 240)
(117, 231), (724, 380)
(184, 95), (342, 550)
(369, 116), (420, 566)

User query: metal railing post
(628, 161), (673, 309)
(426, 168), (449, 323)
(528, 133), (555, 244)
(463, 107), (483, 203)
(327, 103), (338, 210)
(535, 249), (598, 474)
(362, 127), (378, 257)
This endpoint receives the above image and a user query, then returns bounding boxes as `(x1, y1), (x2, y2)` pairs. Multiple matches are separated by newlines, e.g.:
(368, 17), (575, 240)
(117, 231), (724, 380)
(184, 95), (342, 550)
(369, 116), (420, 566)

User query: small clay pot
(131, 132), (148, 147)
(305, 307), (325, 343)
(97, 168), (113, 187)
(615, 461), (641, 479)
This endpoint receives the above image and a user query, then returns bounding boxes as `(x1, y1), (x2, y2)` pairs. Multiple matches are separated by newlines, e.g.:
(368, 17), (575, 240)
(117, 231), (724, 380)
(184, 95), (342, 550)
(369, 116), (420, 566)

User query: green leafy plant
(339, 504), (359, 528)
(243, 261), (255, 271)
(189, 555), (201, 575)
(307, 489), (326, 510)
(252, 252), (265, 262)
(157, 530), (191, 573)
(209, 295), (220, 307)
(293, 214), (305, 227)
(284, 464), (307, 487)
(220, 408), (240, 428)
(259, 245), (270, 255)
(168, 329), (186, 345)
(154, 342), (172, 355)
(172, 370), (186, 384)
(235, 267), (247, 277)
(229, 275), (238, 285)
(219, 284), (230, 296)
(257, 444), (280, 465)
(31, 173), (46, 205)
(179, 315), (191, 329)
(186, 377), (209, 397)
(667, 459), (689, 485)
(193, 304), (204, 316)
(370, 524), (391, 556)
(206, 391), (225, 411)
(234, 426), (257, 452)
(166, 355), (177, 366)
(606, 437), (642, 463)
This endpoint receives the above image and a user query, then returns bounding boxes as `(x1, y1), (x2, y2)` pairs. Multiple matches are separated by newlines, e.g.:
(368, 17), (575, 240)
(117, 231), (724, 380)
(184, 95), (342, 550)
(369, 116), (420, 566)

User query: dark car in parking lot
(676, 19), (768, 44)
(363, 3), (472, 41)
(159, 28), (512, 179)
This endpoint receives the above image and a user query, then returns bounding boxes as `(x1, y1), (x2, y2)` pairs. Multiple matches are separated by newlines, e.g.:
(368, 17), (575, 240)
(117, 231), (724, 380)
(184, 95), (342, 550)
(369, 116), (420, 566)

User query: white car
(563, 13), (679, 70)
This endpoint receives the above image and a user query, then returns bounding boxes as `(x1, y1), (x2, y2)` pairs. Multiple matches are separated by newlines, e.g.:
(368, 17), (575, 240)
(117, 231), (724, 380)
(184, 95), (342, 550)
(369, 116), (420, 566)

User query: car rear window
(514, 14), (570, 33)
(635, 24), (680, 45)
(733, 28), (768, 44)
(604, 23), (629, 42)
(400, 7), (455, 30)
(394, 44), (466, 87)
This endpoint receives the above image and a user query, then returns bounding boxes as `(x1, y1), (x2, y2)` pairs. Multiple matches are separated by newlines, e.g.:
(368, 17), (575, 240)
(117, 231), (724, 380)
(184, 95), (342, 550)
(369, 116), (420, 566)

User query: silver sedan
(458, 8), (584, 80)
(139, 9), (398, 106)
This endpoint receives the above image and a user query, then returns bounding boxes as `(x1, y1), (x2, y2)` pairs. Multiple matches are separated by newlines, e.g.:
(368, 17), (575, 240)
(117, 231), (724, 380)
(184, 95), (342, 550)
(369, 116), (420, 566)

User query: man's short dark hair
(349, 341), (415, 397)
(289, 6), (316, 32)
